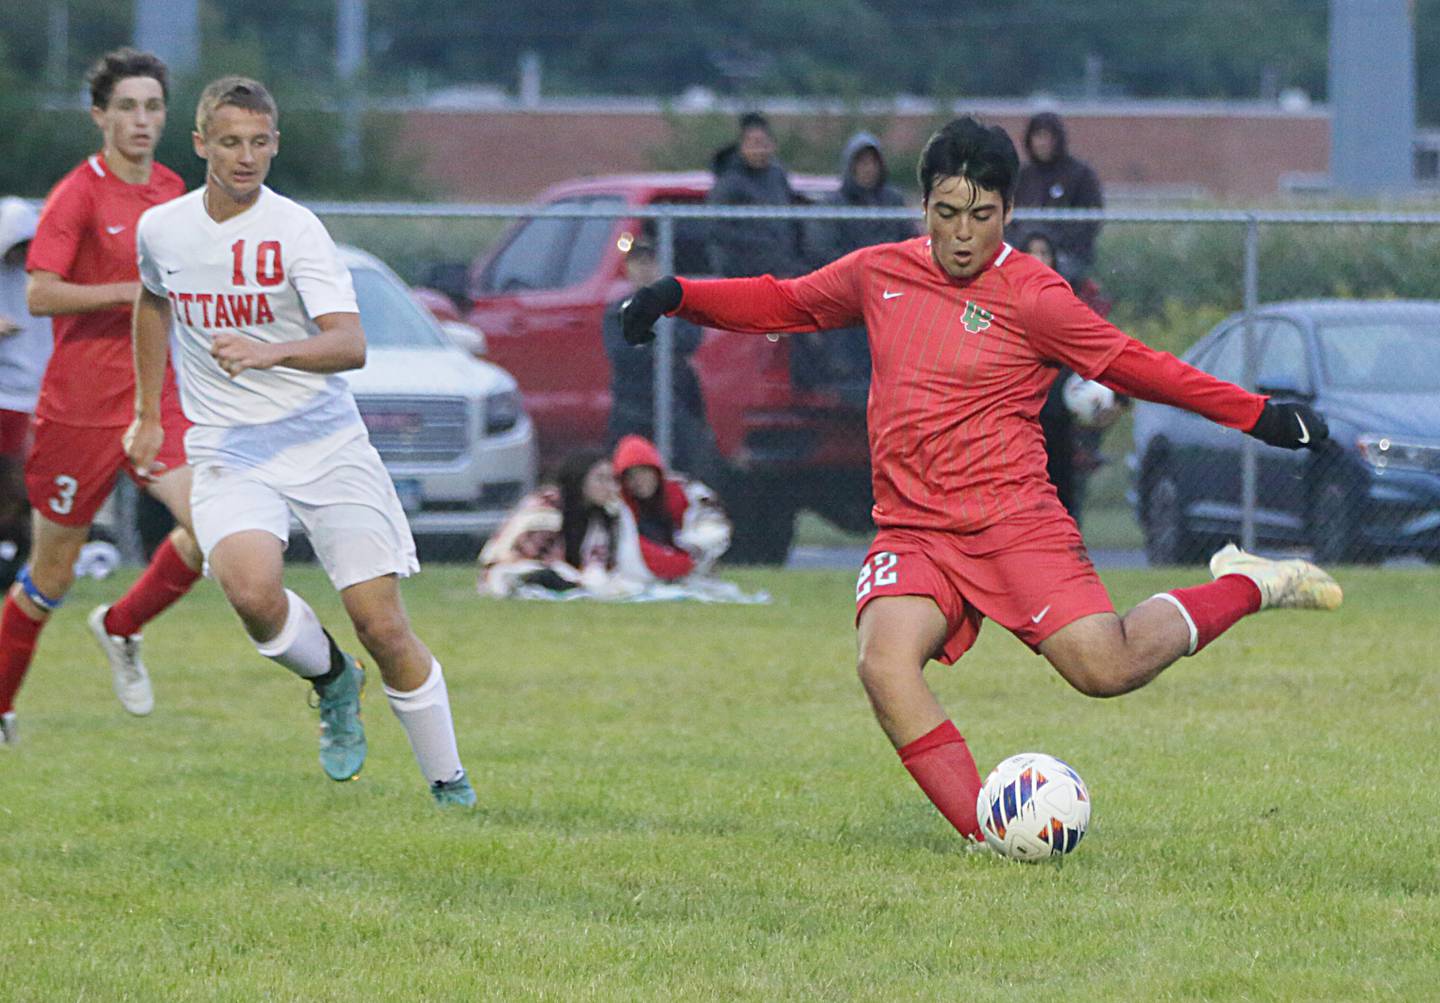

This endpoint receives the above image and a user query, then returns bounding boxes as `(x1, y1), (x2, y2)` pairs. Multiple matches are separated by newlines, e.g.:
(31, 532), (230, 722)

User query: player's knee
(1059, 653), (1138, 699)
(351, 608), (412, 660)
(224, 581), (287, 635)
(855, 646), (921, 693)
(26, 546), (78, 599)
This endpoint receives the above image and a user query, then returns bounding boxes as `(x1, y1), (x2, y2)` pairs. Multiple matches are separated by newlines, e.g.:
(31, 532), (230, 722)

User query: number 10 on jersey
(231, 239), (285, 287)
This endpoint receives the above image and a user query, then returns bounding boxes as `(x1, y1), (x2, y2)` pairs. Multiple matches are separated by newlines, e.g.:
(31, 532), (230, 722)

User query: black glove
(620, 277), (683, 346)
(1248, 401), (1328, 450)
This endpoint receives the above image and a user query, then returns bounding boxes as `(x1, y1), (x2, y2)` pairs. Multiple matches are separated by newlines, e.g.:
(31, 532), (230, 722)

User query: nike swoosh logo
(106, 225), (126, 235)
(163, 266), (181, 275)
(1031, 605), (1052, 624)
(883, 290), (903, 300)
(1295, 414), (1310, 444)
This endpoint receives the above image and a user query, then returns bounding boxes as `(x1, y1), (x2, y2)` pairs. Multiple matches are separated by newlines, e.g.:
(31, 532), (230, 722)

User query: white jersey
(136, 185), (358, 428)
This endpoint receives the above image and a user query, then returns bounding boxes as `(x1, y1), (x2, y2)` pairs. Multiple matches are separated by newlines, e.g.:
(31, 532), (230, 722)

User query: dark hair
(739, 111), (771, 135)
(554, 449), (615, 568)
(87, 47), (169, 109)
(917, 116), (1020, 207)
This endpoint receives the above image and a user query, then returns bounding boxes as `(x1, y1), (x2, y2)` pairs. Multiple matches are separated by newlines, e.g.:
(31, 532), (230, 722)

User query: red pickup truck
(437, 173), (875, 563)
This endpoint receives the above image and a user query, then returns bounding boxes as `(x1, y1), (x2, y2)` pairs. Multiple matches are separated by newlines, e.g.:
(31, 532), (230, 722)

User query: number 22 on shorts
(855, 551), (899, 601)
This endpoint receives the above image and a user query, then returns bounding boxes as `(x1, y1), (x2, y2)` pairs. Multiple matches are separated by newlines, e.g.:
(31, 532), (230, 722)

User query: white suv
(339, 246), (537, 540)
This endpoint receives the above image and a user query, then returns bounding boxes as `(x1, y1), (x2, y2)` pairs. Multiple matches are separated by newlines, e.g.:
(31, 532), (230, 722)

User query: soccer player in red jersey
(621, 117), (1343, 843)
(0, 49), (202, 744)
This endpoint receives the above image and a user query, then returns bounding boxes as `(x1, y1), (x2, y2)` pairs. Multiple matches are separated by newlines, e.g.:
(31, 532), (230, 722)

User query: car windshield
(1316, 322), (1440, 392)
(350, 265), (451, 350)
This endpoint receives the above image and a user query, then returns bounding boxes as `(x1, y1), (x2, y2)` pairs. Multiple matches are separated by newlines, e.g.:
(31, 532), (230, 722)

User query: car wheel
(1141, 465), (1205, 566)
(1309, 467), (1374, 565)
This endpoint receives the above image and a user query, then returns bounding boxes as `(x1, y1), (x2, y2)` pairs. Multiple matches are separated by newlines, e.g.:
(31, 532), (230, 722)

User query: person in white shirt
(0, 197), (49, 589)
(126, 76), (474, 806)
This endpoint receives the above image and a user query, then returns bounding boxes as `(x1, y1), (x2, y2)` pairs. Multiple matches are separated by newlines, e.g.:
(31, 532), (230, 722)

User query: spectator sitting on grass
(478, 449), (620, 596)
(612, 434), (730, 582)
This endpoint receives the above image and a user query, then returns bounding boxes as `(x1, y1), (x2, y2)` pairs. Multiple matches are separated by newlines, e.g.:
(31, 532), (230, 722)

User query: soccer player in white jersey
(126, 76), (474, 806)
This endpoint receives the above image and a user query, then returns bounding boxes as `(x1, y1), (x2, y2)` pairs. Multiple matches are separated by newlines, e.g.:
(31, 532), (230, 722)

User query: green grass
(3, 564), (1437, 1000)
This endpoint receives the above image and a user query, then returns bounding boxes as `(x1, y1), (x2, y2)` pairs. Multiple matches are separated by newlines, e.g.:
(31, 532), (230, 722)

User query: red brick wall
(392, 106), (1329, 203)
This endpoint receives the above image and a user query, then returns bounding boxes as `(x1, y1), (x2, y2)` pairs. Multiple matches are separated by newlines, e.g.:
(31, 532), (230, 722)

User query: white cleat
(1209, 543), (1343, 612)
(0, 711), (17, 748)
(87, 605), (155, 716)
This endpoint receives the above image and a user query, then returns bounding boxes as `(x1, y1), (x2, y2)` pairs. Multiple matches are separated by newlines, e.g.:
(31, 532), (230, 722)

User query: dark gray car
(1132, 300), (1440, 565)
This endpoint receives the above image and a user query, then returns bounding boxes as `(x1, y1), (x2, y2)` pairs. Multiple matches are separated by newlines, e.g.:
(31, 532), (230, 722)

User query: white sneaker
(0, 711), (16, 747)
(87, 605), (155, 716)
(1209, 543), (1343, 611)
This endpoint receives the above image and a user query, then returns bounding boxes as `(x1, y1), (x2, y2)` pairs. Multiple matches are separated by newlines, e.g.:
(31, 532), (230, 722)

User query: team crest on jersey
(961, 301), (993, 333)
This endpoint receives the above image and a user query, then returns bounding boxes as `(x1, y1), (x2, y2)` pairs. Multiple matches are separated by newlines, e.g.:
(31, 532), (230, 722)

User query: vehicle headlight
(485, 390), (521, 435)
(1356, 434), (1440, 473)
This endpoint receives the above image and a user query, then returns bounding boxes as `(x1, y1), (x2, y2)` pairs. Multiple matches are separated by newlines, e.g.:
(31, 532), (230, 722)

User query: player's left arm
(1025, 276), (1326, 450)
(210, 312), (365, 377)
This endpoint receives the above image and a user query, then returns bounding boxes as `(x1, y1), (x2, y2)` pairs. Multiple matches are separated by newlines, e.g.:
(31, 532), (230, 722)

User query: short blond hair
(195, 75), (278, 137)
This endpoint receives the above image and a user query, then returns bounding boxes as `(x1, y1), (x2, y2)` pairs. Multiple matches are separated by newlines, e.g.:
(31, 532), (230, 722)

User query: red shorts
(0, 409), (31, 460)
(24, 414), (190, 527)
(854, 504), (1115, 664)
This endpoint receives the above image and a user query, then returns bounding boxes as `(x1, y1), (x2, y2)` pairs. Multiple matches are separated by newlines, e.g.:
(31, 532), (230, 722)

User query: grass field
(3, 564), (1438, 1001)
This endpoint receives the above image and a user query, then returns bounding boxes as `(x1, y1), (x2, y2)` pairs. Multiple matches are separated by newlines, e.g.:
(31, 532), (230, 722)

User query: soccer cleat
(314, 655), (367, 782)
(88, 605), (155, 716)
(0, 711), (17, 748)
(430, 771), (477, 808)
(1209, 543), (1343, 611)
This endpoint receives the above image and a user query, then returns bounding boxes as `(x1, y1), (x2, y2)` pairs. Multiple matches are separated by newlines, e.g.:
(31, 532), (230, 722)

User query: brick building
(382, 96), (1331, 203)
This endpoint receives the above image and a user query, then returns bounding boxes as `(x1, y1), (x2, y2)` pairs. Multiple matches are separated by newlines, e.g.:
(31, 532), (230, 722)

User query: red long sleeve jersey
(677, 238), (1266, 534)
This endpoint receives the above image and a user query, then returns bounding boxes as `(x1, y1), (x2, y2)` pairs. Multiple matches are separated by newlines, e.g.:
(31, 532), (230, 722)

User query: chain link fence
(93, 201), (1440, 570)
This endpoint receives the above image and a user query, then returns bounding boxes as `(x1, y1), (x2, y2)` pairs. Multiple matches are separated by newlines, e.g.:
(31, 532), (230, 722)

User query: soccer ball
(975, 753), (1091, 861)
(1061, 373), (1118, 427)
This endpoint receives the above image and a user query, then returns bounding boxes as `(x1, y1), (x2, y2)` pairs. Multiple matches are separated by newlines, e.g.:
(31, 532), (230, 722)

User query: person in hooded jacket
(807, 132), (914, 266)
(0, 198), (49, 590)
(612, 434), (730, 582)
(706, 112), (808, 280)
(797, 132), (918, 393)
(1009, 111), (1104, 285)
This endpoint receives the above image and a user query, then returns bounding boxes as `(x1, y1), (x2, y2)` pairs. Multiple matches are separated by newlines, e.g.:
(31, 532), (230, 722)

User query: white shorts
(189, 427), (419, 591)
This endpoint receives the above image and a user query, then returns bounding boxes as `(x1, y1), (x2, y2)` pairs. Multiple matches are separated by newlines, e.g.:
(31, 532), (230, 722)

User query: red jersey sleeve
(675, 248), (866, 333)
(26, 173), (91, 279)
(1018, 273), (1129, 379)
(1098, 341), (1266, 432)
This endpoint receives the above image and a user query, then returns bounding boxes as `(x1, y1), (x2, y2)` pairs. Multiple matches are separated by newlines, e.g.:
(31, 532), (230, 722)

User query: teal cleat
(431, 771), (477, 808)
(313, 655), (367, 782)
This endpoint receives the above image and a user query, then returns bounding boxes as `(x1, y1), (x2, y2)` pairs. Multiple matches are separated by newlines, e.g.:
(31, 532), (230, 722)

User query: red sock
(103, 538), (201, 637)
(1162, 574), (1262, 654)
(0, 595), (45, 714)
(898, 720), (983, 841)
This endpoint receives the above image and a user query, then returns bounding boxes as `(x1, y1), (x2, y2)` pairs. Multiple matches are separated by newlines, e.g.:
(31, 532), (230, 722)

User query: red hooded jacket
(613, 434), (695, 580)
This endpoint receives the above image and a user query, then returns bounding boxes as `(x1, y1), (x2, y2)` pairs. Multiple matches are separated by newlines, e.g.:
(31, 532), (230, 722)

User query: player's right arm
(620, 249), (866, 345)
(26, 270), (141, 317)
(25, 172), (140, 316)
(124, 286), (171, 476)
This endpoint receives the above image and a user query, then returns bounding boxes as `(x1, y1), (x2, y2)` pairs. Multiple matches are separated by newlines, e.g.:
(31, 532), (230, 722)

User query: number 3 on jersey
(231, 239), (285, 287)
(855, 551), (899, 601)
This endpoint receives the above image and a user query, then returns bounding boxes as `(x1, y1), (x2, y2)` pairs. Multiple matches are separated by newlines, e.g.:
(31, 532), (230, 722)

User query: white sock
(254, 589), (332, 678)
(385, 659), (464, 785)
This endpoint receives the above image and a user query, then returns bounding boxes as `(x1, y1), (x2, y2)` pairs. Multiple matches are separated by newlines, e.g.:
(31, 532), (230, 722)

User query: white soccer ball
(975, 752), (1091, 861)
(1062, 374), (1118, 427)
